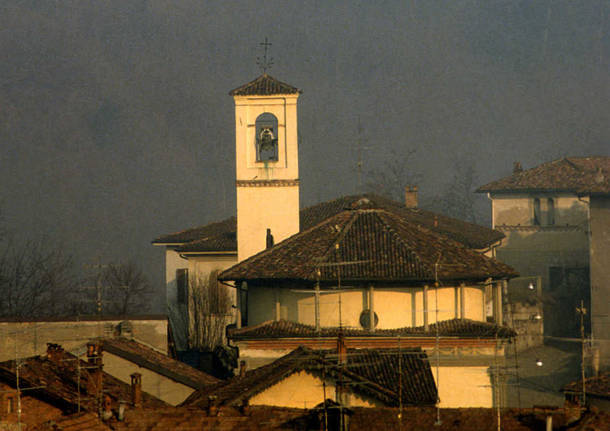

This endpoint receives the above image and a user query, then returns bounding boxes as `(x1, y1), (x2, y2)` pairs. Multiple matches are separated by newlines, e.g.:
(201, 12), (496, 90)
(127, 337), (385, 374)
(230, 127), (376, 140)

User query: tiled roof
(229, 318), (516, 340)
(0, 350), (166, 413)
(219, 207), (517, 283)
(153, 194), (505, 253)
(182, 346), (436, 408)
(300, 194), (505, 250)
(102, 338), (220, 389)
(32, 412), (111, 431)
(563, 372), (610, 399)
(477, 157), (610, 195)
(30, 406), (602, 431)
(229, 74), (301, 96)
(152, 217), (236, 249)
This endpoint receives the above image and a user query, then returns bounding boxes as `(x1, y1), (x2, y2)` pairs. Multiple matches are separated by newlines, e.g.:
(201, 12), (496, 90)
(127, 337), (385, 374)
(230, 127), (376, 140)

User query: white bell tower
(230, 74), (301, 261)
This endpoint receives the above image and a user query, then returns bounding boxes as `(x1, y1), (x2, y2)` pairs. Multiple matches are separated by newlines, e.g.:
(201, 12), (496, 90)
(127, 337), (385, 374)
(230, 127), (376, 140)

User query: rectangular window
(533, 198), (541, 225)
(547, 198), (555, 225)
(176, 269), (188, 305)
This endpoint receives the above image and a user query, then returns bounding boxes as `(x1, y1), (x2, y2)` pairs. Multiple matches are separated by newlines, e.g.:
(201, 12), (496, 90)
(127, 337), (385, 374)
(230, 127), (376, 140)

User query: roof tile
(219, 208), (517, 283)
(228, 318), (516, 340)
(477, 157), (610, 194)
(229, 74), (301, 96)
(182, 346), (437, 408)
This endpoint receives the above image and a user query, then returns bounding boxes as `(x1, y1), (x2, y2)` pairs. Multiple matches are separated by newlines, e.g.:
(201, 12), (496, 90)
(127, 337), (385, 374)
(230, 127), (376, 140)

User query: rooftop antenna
(256, 37), (274, 74)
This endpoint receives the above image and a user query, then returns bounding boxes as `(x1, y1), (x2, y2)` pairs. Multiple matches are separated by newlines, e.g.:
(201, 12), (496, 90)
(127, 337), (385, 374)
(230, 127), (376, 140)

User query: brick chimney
(130, 373), (142, 407)
(513, 161), (523, 174)
(404, 186), (418, 208)
(46, 343), (64, 364)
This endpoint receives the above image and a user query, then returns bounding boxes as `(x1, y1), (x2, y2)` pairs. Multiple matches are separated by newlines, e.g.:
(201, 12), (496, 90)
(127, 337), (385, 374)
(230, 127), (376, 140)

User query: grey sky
(1, 1), (608, 311)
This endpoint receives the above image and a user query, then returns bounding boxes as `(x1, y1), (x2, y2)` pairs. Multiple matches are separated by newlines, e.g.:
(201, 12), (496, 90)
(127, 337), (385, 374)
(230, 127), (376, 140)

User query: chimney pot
(239, 360), (247, 378)
(130, 372), (142, 407)
(46, 343), (64, 363)
(404, 186), (418, 208)
(266, 228), (274, 249)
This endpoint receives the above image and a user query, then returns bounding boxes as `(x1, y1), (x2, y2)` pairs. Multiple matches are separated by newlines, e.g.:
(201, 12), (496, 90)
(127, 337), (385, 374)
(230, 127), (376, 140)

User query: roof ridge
(371, 210), (434, 277)
(319, 210), (359, 263)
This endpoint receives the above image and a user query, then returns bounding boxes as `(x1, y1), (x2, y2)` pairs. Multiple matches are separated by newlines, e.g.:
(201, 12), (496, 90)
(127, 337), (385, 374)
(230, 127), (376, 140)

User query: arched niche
(255, 113), (278, 162)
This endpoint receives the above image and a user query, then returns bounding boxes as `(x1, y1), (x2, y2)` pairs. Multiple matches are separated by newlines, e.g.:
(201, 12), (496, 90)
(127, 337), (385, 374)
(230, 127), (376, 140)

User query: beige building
(218, 197), (518, 408)
(478, 157), (610, 367)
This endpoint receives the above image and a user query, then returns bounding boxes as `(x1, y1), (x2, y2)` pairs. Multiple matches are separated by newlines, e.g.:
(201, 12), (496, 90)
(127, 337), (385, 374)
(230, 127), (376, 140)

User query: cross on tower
(256, 37), (274, 74)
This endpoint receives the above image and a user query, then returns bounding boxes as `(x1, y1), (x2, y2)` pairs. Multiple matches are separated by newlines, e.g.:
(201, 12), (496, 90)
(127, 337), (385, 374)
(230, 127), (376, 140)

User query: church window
(176, 269), (188, 305)
(359, 309), (379, 329)
(255, 113), (278, 162)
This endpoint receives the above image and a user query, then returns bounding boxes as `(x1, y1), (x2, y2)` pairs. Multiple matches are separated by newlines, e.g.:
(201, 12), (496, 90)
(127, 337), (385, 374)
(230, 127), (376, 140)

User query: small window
(255, 113), (278, 162)
(547, 198), (555, 225)
(176, 269), (188, 305)
(533, 198), (541, 226)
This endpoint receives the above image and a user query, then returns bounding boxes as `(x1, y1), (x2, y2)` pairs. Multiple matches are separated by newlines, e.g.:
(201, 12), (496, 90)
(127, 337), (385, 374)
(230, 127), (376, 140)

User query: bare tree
(365, 148), (420, 200)
(0, 238), (77, 319)
(428, 157), (480, 223)
(168, 269), (233, 351)
(99, 261), (153, 316)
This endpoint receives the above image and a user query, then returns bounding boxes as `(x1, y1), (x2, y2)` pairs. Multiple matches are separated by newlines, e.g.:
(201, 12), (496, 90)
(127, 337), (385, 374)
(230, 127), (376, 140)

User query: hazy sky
(1, 1), (608, 311)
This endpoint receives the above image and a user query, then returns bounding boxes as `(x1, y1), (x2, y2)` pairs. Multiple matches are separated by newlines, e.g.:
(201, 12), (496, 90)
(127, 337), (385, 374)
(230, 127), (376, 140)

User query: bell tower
(230, 74), (301, 261)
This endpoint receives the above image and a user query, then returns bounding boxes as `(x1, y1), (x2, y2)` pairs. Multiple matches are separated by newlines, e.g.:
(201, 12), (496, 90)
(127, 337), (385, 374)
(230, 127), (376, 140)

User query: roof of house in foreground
(152, 194), (505, 253)
(228, 318), (516, 341)
(563, 372), (610, 400)
(219, 203), (517, 283)
(0, 347), (166, 413)
(101, 337), (220, 389)
(182, 346), (437, 408)
(477, 156), (610, 195)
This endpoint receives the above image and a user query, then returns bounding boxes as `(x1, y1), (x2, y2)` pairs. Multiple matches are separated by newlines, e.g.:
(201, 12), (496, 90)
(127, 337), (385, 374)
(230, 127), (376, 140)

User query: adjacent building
(477, 157), (610, 367)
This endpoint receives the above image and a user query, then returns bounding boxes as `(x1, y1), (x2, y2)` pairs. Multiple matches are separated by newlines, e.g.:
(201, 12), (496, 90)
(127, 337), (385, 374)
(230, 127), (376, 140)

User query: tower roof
(229, 73), (301, 96)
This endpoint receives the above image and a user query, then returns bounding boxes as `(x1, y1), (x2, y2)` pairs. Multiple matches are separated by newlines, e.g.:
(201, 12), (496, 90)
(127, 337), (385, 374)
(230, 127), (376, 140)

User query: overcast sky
(1, 1), (608, 311)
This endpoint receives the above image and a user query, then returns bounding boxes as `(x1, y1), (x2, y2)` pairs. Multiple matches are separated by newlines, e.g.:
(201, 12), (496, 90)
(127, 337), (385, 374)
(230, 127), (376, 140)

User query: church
(153, 73), (518, 408)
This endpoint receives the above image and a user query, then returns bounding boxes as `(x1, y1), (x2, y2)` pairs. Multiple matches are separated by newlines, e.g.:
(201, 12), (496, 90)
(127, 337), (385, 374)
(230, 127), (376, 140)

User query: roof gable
(229, 74), (301, 96)
(182, 346), (437, 408)
(477, 157), (610, 195)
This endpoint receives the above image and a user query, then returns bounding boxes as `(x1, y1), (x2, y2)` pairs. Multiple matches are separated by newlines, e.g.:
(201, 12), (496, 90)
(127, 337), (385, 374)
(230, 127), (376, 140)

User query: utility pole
(577, 299), (587, 407)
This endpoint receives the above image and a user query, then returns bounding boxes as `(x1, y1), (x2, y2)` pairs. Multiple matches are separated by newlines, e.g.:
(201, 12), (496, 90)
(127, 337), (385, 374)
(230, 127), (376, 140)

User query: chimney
(513, 161), (523, 174)
(46, 343), (64, 364)
(404, 186), (418, 208)
(207, 395), (218, 416)
(86, 342), (103, 366)
(101, 394), (113, 421)
(433, 215), (438, 228)
(130, 373), (142, 407)
(239, 360), (247, 378)
(266, 228), (274, 249)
